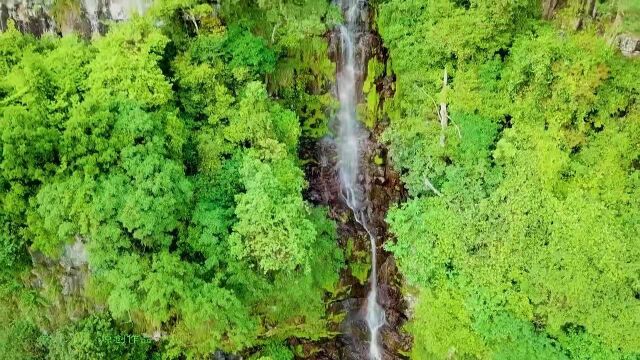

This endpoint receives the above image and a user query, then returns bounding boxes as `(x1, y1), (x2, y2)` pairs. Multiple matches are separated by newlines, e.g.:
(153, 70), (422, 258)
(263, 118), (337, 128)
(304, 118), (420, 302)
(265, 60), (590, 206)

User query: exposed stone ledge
(618, 33), (640, 57)
(0, 0), (150, 37)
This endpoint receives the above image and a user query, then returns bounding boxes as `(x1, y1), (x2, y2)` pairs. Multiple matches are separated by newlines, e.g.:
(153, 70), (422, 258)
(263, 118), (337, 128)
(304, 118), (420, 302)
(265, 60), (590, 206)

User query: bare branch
(271, 22), (280, 44)
(439, 68), (448, 147)
(424, 176), (443, 197)
(447, 115), (462, 139)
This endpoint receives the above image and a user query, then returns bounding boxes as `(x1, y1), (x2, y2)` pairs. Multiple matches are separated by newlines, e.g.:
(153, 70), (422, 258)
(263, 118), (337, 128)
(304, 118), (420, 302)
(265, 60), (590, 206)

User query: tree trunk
(586, 0), (596, 18)
(439, 68), (448, 148)
(574, 0), (597, 31)
(542, 0), (559, 19)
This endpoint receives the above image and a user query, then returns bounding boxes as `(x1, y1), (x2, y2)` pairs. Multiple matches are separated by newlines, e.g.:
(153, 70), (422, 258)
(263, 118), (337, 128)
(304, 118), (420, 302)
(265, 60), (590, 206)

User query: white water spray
(335, 1), (385, 359)
(82, 0), (99, 34)
(80, 0), (151, 34)
(108, 0), (150, 21)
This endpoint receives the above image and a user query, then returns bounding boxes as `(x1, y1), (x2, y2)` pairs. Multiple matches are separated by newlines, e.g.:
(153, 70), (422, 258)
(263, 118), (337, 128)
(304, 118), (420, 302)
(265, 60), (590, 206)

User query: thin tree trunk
(542, 0), (559, 19)
(586, 0), (596, 18)
(608, 10), (624, 45)
(191, 15), (199, 34)
(271, 22), (280, 44)
(439, 68), (448, 148)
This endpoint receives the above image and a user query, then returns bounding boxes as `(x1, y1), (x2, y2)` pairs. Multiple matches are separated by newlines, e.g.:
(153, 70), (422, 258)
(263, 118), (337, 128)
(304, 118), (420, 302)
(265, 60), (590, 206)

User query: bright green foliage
(86, 18), (172, 108)
(3, 0), (637, 358)
(379, 0), (640, 358)
(0, 21), (35, 77)
(231, 143), (315, 272)
(0, 4), (342, 358)
(217, 0), (340, 138)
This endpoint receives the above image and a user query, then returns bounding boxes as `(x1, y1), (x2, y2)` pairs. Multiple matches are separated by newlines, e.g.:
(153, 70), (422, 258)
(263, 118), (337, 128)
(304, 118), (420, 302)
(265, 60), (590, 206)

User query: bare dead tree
(542, 0), (560, 19)
(424, 176), (443, 197)
(439, 68), (448, 148)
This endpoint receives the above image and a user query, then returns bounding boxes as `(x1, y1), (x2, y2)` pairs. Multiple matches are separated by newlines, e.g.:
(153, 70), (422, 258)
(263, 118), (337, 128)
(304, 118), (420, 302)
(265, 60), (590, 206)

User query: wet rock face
(60, 237), (89, 296)
(302, 112), (410, 359)
(107, 0), (151, 21)
(301, 3), (412, 353)
(618, 33), (640, 57)
(31, 236), (89, 297)
(29, 237), (91, 324)
(0, 1), (56, 36)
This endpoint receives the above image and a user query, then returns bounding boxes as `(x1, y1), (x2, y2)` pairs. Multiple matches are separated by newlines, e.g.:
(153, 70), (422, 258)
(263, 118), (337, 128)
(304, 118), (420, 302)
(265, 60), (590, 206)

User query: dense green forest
(1, 1), (343, 358)
(378, 0), (640, 358)
(0, 0), (639, 359)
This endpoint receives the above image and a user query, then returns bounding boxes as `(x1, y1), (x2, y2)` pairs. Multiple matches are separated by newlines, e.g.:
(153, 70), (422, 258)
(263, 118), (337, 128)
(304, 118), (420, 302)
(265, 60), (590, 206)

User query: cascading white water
(80, 0), (151, 34)
(82, 0), (99, 34)
(108, 0), (150, 21)
(335, 1), (385, 359)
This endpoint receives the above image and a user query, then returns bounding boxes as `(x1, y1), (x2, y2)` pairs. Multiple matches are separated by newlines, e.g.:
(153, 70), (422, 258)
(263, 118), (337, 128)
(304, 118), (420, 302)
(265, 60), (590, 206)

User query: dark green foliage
(254, 341), (295, 360)
(0, 320), (46, 360)
(42, 314), (151, 360)
(225, 26), (277, 76)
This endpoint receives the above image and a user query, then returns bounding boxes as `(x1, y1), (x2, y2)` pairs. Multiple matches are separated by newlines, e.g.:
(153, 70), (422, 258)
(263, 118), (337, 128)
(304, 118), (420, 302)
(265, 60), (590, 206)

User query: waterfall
(108, 0), (150, 21)
(335, 0), (385, 359)
(82, 0), (99, 34)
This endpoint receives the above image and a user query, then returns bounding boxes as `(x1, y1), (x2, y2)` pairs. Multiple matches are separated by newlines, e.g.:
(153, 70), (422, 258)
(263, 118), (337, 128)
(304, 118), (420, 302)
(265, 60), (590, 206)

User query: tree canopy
(0, 1), (343, 358)
(1, 0), (639, 358)
(379, 0), (640, 358)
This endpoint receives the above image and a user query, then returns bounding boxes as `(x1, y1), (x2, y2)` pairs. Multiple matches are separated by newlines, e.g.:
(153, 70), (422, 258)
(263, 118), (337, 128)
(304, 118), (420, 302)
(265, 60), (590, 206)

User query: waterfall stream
(82, 0), (99, 34)
(335, 1), (385, 358)
(80, 0), (151, 34)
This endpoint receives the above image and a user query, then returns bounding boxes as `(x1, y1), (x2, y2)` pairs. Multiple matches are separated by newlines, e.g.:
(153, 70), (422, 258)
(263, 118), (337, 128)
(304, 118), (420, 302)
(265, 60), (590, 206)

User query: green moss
(350, 260), (371, 285)
(346, 238), (371, 285)
(364, 58), (385, 93)
(361, 58), (385, 129)
(51, 0), (83, 31)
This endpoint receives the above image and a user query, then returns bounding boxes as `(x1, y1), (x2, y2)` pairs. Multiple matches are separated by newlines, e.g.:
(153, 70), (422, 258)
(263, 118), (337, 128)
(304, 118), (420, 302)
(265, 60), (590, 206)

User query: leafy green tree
(230, 143), (315, 273)
(0, 2), (344, 359)
(86, 18), (172, 109)
(380, 0), (640, 358)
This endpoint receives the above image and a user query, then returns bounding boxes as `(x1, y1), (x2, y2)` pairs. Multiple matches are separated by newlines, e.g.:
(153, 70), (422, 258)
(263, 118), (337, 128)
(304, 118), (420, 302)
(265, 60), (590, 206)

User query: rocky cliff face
(0, 0), (150, 37)
(618, 33), (640, 57)
(3, 0), (637, 60)
(1, 0), (54, 36)
(29, 237), (91, 327)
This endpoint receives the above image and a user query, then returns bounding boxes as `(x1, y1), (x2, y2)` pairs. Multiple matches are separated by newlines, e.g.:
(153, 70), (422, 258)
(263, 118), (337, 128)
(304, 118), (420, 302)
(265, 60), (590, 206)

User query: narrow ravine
(301, 0), (411, 358)
(334, 0), (385, 359)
